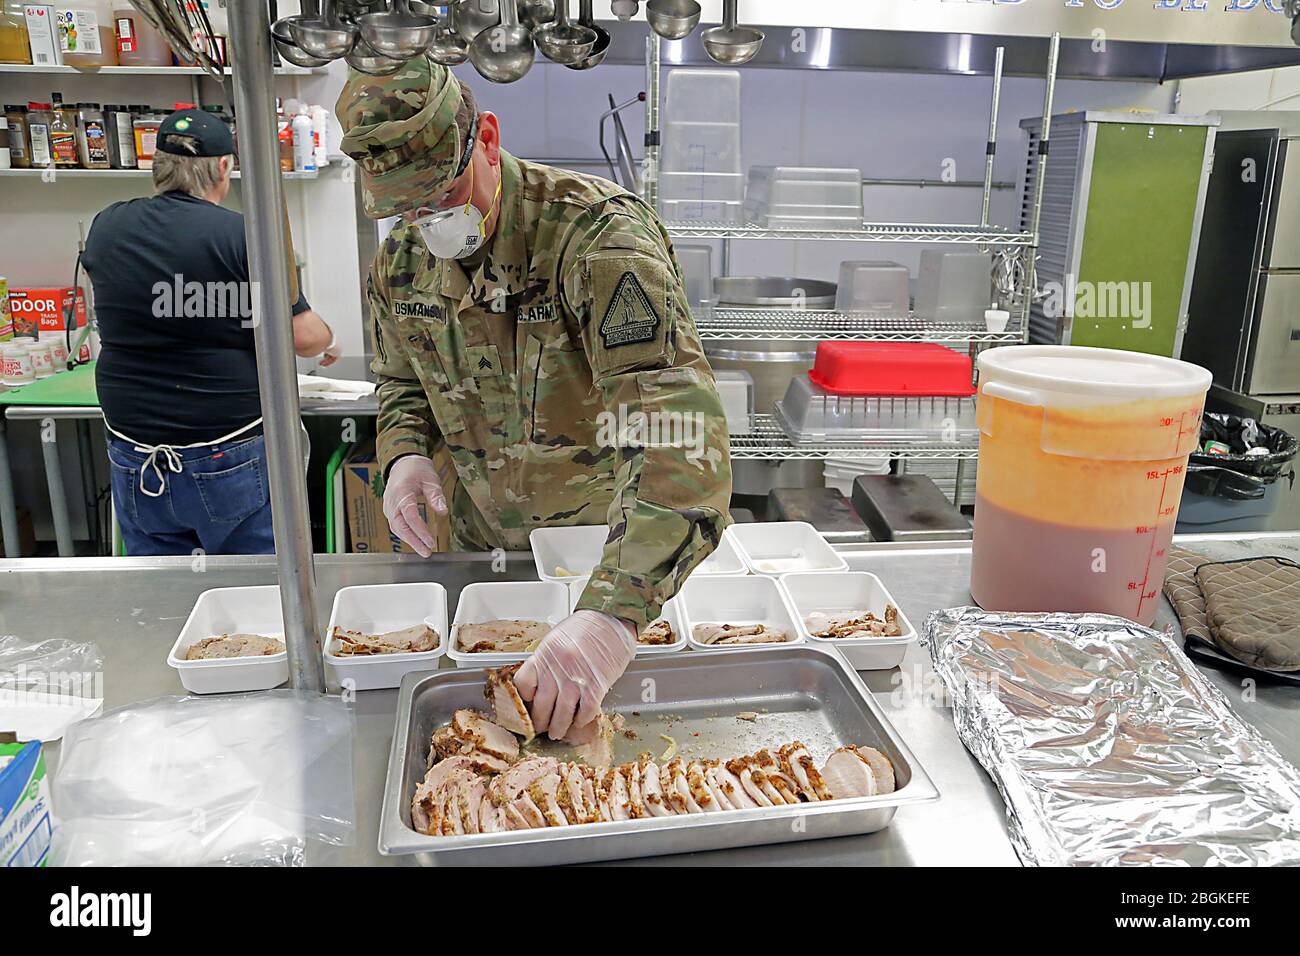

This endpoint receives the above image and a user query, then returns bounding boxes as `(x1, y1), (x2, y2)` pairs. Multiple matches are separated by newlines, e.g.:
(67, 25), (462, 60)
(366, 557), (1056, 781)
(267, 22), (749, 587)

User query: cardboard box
(7, 286), (87, 337)
(343, 441), (454, 554)
(22, 4), (61, 67)
(0, 736), (53, 867)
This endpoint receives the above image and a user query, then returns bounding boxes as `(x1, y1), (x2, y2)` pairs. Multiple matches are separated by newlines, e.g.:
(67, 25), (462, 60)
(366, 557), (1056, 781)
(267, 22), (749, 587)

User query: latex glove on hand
(382, 455), (448, 558)
(319, 334), (343, 368)
(514, 609), (637, 740)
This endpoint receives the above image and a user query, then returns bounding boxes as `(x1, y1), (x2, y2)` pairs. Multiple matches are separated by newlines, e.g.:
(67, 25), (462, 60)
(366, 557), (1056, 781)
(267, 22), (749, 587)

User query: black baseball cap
(156, 107), (235, 157)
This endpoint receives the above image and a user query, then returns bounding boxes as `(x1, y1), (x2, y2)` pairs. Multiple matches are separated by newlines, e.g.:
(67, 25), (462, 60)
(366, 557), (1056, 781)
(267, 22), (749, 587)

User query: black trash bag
(1185, 413), (1298, 501)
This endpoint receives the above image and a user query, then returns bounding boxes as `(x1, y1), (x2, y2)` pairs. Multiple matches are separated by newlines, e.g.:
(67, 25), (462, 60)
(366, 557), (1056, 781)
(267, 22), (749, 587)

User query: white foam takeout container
(168, 585), (289, 694)
(678, 574), (804, 652)
(565, 576), (687, 656)
(693, 529), (747, 576)
(725, 521), (848, 576)
(778, 572), (917, 670)
(529, 525), (609, 584)
(325, 583), (448, 691)
(447, 581), (569, 669)
(532, 524), (747, 581)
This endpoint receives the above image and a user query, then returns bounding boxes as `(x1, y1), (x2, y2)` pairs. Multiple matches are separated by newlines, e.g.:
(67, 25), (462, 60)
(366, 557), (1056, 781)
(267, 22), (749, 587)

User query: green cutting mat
(0, 361), (98, 407)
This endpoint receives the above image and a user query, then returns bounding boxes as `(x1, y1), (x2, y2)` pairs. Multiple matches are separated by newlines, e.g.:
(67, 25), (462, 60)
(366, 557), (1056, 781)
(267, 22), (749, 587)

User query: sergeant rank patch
(599, 271), (659, 348)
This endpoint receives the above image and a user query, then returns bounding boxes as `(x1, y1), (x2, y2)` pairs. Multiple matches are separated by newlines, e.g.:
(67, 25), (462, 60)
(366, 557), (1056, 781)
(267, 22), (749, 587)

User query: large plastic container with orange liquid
(971, 346), (1212, 626)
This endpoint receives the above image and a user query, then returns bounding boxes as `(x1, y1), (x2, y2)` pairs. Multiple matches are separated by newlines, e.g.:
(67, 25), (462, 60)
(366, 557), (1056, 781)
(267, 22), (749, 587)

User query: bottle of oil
(0, 1), (32, 64)
(112, 1), (170, 66)
(56, 1), (119, 68)
(49, 92), (80, 167)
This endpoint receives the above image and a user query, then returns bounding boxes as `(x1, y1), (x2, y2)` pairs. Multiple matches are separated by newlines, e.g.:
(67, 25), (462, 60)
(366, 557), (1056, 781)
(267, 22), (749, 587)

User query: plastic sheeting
(50, 690), (355, 866)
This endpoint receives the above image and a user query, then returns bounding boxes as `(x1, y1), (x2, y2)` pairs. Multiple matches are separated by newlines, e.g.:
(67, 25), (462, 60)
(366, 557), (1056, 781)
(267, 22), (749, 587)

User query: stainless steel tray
(379, 645), (939, 865)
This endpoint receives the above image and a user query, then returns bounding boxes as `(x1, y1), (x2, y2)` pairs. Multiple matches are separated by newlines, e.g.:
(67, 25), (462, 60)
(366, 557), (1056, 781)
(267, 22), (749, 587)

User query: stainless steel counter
(4, 531), (1298, 866)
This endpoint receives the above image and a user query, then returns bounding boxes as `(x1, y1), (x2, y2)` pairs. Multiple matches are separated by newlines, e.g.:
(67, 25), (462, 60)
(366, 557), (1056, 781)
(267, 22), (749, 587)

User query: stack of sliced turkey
(411, 666), (896, 837)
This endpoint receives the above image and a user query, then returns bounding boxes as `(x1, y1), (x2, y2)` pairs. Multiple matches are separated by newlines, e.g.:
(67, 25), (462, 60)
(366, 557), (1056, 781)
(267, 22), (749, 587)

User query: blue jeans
(108, 433), (275, 555)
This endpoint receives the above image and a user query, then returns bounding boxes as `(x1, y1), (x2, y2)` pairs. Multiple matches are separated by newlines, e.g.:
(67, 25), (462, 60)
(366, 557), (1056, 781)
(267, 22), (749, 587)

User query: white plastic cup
(1, 343), (35, 384)
(27, 339), (54, 378)
(984, 308), (1010, 333)
(40, 331), (69, 370)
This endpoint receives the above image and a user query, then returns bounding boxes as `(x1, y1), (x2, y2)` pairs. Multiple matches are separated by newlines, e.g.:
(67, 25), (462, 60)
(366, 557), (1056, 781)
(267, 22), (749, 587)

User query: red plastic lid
(808, 342), (976, 397)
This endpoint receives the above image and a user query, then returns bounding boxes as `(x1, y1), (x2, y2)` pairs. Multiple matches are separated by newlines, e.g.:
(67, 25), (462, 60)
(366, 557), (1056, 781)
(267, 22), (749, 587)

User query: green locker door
(1071, 122), (1208, 357)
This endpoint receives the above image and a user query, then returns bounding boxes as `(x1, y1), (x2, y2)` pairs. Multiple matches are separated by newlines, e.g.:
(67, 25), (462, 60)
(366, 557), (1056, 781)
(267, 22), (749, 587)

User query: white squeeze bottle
(291, 104), (315, 173)
(310, 104), (329, 168)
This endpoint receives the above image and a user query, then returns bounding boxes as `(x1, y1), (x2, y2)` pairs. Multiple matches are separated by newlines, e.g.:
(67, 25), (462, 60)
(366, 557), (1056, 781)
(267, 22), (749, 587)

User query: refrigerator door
(1247, 271), (1300, 394)
(1263, 138), (1300, 268)
(1183, 128), (1276, 385)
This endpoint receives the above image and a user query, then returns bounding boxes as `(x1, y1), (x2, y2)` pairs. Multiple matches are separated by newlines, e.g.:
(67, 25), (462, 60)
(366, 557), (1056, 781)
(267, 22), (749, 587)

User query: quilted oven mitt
(1194, 556), (1300, 672)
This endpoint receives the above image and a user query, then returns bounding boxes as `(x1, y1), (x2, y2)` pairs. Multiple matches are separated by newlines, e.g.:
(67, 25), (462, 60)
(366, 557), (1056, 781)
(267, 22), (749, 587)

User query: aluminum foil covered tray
(925, 606), (1300, 866)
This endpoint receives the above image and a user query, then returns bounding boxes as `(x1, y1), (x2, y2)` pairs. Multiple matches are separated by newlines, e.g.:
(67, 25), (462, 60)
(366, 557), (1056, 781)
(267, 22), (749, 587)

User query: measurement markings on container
(1132, 409), (1194, 619)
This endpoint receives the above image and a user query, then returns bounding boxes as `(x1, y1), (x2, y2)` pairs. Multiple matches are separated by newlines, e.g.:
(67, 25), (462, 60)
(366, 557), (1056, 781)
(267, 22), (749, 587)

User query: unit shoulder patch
(599, 271), (660, 349)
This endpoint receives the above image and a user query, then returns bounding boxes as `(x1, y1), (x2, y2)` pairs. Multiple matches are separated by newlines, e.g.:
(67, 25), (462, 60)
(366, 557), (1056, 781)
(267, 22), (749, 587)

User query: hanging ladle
(518, 0), (556, 31)
(271, 16), (333, 68)
(644, 0), (699, 41)
(358, 0), (438, 59)
(468, 0), (535, 83)
(428, 1), (470, 64)
(346, 32), (407, 73)
(455, 0), (500, 42)
(287, 0), (358, 59)
(533, 0), (595, 65)
(700, 0), (763, 65)
(565, 0), (609, 70)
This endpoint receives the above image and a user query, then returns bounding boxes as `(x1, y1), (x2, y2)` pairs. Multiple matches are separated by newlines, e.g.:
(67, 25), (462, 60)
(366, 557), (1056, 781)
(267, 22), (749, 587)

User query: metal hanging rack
(641, 31), (1062, 478)
(639, 33), (1055, 356)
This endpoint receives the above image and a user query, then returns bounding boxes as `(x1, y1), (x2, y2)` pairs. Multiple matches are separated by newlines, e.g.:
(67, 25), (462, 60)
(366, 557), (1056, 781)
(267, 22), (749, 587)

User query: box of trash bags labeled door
(343, 440), (457, 554)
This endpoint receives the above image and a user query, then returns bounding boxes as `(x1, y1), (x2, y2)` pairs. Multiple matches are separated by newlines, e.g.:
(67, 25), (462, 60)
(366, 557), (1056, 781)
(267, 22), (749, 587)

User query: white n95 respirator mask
(412, 158), (502, 260)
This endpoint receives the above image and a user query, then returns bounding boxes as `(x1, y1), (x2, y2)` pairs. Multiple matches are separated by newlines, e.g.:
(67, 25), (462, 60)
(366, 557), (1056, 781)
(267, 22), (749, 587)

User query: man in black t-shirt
(82, 108), (340, 556)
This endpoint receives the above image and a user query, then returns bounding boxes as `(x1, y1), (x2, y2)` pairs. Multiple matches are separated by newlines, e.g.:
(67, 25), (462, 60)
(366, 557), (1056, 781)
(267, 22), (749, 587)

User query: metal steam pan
(379, 645), (939, 865)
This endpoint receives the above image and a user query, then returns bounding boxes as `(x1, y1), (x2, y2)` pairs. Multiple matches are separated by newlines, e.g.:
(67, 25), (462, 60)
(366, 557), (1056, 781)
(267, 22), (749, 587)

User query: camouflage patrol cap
(336, 57), (476, 219)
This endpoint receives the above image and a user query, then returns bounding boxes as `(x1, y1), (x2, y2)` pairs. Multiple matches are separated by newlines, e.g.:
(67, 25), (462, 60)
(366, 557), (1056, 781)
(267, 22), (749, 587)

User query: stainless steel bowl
(533, 0), (595, 64)
(518, 0), (556, 31)
(701, 0), (763, 65)
(287, 2), (358, 59)
(468, 0), (535, 82)
(271, 17), (332, 67)
(358, 0), (438, 59)
(455, 0), (501, 41)
(645, 0), (700, 40)
(346, 33), (408, 74)
(713, 276), (837, 308)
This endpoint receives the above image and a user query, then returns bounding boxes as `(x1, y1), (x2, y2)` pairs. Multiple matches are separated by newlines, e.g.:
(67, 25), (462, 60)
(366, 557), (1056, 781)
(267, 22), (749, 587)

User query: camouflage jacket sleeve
(368, 251), (441, 475)
(562, 196), (733, 630)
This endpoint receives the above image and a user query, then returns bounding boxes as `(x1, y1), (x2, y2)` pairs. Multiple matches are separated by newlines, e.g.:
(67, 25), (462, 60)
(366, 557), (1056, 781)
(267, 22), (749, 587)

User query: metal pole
(227, 1), (325, 693)
(980, 46), (1005, 228)
(1023, 32), (1060, 345)
(41, 421), (74, 556)
(643, 33), (661, 211)
(0, 418), (20, 558)
(75, 419), (97, 550)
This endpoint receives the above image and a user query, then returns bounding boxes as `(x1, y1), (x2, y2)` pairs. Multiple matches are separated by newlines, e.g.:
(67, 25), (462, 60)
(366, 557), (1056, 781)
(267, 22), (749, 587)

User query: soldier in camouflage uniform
(338, 59), (732, 738)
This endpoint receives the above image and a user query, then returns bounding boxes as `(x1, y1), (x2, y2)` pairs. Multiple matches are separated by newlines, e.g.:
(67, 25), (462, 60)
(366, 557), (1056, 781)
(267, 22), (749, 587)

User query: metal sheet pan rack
(695, 309), (1023, 344)
(728, 415), (979, 462)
